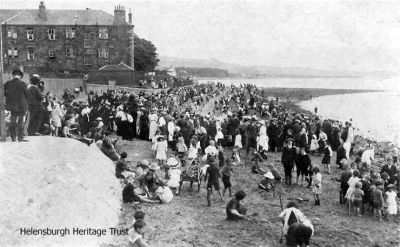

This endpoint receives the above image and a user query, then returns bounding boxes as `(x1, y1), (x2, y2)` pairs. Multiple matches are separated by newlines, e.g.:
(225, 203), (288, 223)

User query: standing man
(27, 74), (44, 136)
(4, 69), (30, 142)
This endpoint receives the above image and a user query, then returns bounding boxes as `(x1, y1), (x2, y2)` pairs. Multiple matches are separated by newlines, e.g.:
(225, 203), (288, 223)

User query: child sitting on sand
(258, 172), (275, 192)
(128, 220), (148, 247)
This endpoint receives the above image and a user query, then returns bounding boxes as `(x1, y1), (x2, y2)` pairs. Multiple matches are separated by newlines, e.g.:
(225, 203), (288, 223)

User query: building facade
(0, 2), (134, 77)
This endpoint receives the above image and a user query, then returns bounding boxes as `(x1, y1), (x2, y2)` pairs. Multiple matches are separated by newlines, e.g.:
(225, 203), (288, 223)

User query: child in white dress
(234, 129), (243, 149)
(154, 136), (168, 169)
(167, 157), (182, 195)
(309, 135), (319, 153)
(385, 184), (398, 222)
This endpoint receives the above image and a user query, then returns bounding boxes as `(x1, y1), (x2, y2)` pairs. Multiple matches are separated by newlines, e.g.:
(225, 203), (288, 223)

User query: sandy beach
(106, 87), (400, 247)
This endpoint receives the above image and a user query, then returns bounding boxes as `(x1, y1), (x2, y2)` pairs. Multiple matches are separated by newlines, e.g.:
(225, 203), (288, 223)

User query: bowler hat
(12, 69), (23, 78)
(120, 152), (128, 158)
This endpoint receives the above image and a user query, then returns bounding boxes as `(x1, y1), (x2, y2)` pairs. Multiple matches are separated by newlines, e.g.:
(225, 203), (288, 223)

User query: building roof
(0, 9), (121, 26)
(99, 62), (134, 71)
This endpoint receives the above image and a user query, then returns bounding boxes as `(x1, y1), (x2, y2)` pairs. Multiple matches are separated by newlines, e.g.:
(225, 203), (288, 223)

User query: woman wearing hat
(148, 108), (158, 141)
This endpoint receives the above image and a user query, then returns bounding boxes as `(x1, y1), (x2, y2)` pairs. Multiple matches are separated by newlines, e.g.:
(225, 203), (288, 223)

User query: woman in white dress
(257, 123), (269, 152)
(148, 109), (158, 141)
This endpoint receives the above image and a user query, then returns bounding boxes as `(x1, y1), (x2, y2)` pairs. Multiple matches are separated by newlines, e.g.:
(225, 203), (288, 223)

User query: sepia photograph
(0, 0), (399, 246)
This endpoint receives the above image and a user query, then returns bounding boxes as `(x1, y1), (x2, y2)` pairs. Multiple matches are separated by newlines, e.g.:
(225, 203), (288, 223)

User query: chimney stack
(38, 1), (46, 19)
(113, 5), (127, 25)
(128, 8), (132, 24)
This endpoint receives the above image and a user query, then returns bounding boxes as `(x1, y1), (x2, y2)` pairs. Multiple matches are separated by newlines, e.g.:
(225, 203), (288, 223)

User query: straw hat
(138, 159), (149, 168)
(167, 157), (179, 168)
(387, 184), (395, 189)
(264, 172), (274, 179)
(149, 163), (160, 171)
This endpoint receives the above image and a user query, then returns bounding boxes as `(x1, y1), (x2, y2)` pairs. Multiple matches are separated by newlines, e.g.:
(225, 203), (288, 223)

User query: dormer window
(27, 28), (34, 40)
(48, 28), (56, 40)
(98, 28), (108, 40)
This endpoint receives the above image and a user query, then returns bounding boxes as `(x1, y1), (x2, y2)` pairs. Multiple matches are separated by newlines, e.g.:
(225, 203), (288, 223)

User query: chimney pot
(128, 8), (132, 24)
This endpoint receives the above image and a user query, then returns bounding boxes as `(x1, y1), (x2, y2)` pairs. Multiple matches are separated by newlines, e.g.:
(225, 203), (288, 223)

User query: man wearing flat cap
(4, 69), (30, 141)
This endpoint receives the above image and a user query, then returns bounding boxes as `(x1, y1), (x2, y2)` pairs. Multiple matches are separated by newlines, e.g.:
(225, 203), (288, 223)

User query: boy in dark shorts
(352, 182), (364, 216)
(226, 190), (247, 220)
(221, 158), (234, 197)
(205, 155), (224, 206)
(372, 181), (385, 221)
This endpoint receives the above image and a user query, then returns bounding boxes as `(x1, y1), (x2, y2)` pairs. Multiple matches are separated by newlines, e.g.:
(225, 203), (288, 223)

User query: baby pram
(179, 158), (201, 193)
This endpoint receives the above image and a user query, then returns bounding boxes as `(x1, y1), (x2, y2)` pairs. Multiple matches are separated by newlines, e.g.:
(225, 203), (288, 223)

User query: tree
(134, 35), (160, 71)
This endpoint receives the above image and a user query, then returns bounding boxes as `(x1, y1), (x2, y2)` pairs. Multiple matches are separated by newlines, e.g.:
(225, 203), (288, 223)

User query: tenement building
(0, 2), (134, 76)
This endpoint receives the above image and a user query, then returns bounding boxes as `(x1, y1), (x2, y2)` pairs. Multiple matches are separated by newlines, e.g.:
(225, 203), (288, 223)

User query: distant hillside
(159, 56), (396, 78)
(175, 67), (229, 78)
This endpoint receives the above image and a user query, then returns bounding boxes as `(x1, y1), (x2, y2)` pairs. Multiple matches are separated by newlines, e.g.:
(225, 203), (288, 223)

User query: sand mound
(0, 137), (121, 247)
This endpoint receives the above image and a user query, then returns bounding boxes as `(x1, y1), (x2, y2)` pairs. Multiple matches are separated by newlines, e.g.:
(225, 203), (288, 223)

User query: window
(27, 48), (35, 60)
(84, 32), (92, 48)
(26, 28), (34, 41)
(66, 47), (75, 58)
(48, 48), (56, 59)
(98, 47), (109, 59)
(47, 28), (56, 40)
(7, 28), (17, 39)
(7, 47), (18, 58)
(66, 27), (76, 39)
(98, 28), (108, 39)
(84, 56), (92, 67)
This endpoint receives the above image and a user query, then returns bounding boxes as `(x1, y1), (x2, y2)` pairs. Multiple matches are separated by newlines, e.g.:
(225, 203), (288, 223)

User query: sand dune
(0, 137), (121, 247)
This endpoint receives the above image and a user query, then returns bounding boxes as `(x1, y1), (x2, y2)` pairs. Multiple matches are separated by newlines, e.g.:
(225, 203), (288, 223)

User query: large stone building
(0, 2), (134, 77)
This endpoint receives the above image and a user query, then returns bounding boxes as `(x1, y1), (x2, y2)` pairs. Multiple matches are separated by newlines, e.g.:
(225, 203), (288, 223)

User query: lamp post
(0, 19), (7, 142)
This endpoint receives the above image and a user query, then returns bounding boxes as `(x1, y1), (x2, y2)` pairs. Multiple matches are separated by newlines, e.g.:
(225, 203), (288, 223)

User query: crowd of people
(3, 68), (399, 246)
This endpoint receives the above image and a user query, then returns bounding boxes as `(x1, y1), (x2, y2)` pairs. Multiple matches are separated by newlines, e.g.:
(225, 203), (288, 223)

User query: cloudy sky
(2, 0), (400, 71)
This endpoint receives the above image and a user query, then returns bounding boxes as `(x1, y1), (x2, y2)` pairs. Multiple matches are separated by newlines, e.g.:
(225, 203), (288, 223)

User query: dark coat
(27, 84), (44, 111)
(381, 164), (398, 184)
(4, 78), (30, 112)
(281, 147), (295, 167)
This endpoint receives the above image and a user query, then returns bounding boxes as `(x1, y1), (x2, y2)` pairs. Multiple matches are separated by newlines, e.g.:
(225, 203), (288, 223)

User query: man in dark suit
(4, 69), (30, 142)
(27, 75), (44, 135)
(381, 156), (398, 185)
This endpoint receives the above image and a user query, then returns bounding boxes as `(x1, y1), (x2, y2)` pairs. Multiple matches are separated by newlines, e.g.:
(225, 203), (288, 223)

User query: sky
(1, 0), (400, 71)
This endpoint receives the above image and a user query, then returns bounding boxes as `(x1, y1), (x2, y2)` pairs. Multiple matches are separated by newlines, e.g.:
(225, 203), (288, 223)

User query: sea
(198, 76), (400, 145)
